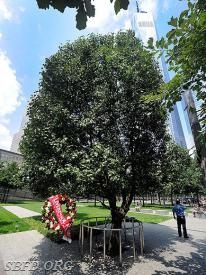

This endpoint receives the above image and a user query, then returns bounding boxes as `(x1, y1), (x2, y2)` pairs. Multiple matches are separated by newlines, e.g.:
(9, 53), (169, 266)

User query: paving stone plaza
(1, 206), (206, 275)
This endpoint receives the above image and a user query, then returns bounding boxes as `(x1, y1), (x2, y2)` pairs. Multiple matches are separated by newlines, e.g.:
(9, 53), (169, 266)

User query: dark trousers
(177, 216), (188, 237)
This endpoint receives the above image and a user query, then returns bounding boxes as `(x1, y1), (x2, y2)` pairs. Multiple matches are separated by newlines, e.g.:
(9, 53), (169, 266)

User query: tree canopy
(0, 161), (23, 202)
(161, 141), (203, 203)
(0, 161), (22, 192)
(21, 31), (168, 232)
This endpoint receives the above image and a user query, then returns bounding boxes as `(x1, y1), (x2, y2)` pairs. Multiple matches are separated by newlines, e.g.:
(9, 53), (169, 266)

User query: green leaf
(49, 0), (67, 13)
(168, 16), (178, 27)
(85, 0), (95, 17)
(166, 29), (176, 41)
(66, 0), (79, 8)
(147, 37), (154, 49)
(114, 0), (121, 14)
(120, 0), (129, 10)
(114, 0), (129, 14)
(76, 8), (87, 30)
(156, 37), (166, 49)
(199, 12), (206, 27)
(179, 9), (189, 26)
(36, 0), (50, 9)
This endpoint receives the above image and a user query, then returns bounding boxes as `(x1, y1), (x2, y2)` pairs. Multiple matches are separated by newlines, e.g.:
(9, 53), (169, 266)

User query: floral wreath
(41, 194), (77, 242)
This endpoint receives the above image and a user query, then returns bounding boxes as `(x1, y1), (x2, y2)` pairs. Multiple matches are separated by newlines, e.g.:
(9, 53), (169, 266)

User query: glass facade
(132, 11), (187, 148)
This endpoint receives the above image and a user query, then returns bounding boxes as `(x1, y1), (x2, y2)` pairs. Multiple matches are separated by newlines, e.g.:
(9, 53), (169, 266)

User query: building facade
(132, 10), (187, 148)
(0, 148), (23, 164)
(10, 111), (28, 153)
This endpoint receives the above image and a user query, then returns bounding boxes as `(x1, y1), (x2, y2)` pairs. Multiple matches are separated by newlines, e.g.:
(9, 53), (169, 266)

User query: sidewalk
(0, 211), (206, 274)
(2, 206), (40, 218)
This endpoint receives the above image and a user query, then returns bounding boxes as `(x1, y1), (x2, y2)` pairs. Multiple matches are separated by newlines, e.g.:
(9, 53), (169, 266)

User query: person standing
(172, 198), (189, 238)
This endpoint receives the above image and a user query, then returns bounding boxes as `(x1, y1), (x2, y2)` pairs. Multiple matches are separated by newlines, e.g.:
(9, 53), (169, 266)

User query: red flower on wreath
(41, 194), (77, 242)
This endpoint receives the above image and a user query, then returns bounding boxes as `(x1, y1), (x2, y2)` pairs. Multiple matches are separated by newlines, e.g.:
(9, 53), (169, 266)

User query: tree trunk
(183, 90), (206, 185)
(108, 207), (125, 256)
(196, 192), (199, 204)
(142, 196), (145, 206)
(158, 193), (161, 205)
(170, 187), (173, 205)
(2, 187), (9, 203)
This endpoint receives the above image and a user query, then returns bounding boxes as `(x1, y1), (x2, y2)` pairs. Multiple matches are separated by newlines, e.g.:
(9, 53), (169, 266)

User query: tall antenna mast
(136, 0), (139, 12)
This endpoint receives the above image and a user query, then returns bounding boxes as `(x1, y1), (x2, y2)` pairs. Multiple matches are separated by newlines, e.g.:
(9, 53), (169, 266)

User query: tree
(36, 0), (130, 29)
(21, 31), (168, 253)
(160, 141), (204, 204)
(157, 0), (206, 184)
(160, 141), (188, 204)
(0, 161), (22, 202)
(182, 155), (204, 198)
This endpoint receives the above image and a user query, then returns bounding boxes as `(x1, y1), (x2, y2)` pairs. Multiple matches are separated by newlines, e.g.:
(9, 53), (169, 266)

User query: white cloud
(87, 0), (131, 34)
(0, 51), (22, 117)
(162, 0), (170, 12)
(86, 0), (160, 34)
(0, 50), (23, 150)
(0, 124), (12, 150)
(87, 0), (112, 30)
(19, 6), (26, 13)
(0, 0), (12, 20)
(123, 19), (132, 30)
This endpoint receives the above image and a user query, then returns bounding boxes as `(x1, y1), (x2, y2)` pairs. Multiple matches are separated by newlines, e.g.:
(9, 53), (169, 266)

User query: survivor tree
(21, 31), (168, 249)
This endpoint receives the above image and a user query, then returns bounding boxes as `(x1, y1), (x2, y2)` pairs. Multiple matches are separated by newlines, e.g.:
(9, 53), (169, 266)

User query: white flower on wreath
(55, 225), (60, 231)
(45, 220), (50, 224)
(50, 222), (54, 228)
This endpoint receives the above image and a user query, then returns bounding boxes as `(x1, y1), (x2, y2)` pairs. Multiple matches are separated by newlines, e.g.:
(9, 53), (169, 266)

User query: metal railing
(79, 216), (144, 265)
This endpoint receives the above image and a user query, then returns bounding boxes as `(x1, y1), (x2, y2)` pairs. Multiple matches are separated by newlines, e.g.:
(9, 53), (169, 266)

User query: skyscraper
(10, 111), (28, 153)
(132, 10), (187, 148)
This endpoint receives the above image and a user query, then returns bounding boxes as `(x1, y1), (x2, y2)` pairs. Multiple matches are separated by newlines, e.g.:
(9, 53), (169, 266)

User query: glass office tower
(132, 11), (187, 148)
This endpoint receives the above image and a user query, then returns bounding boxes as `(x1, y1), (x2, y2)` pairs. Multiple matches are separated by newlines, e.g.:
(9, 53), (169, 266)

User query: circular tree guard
(79, 216), (144, 265)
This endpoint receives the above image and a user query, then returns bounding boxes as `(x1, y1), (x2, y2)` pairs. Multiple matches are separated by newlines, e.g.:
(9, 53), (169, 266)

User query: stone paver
(2, 206), (40, 218)
(1, 207), (206, 274)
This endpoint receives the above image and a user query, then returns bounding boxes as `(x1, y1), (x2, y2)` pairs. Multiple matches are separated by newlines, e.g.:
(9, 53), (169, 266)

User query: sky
(0, 0), (189, 151)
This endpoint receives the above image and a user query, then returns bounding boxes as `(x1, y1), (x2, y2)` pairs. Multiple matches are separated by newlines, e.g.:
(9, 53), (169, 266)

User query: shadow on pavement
(26, 221), (206, 275)
(143, 223), (206, 275)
